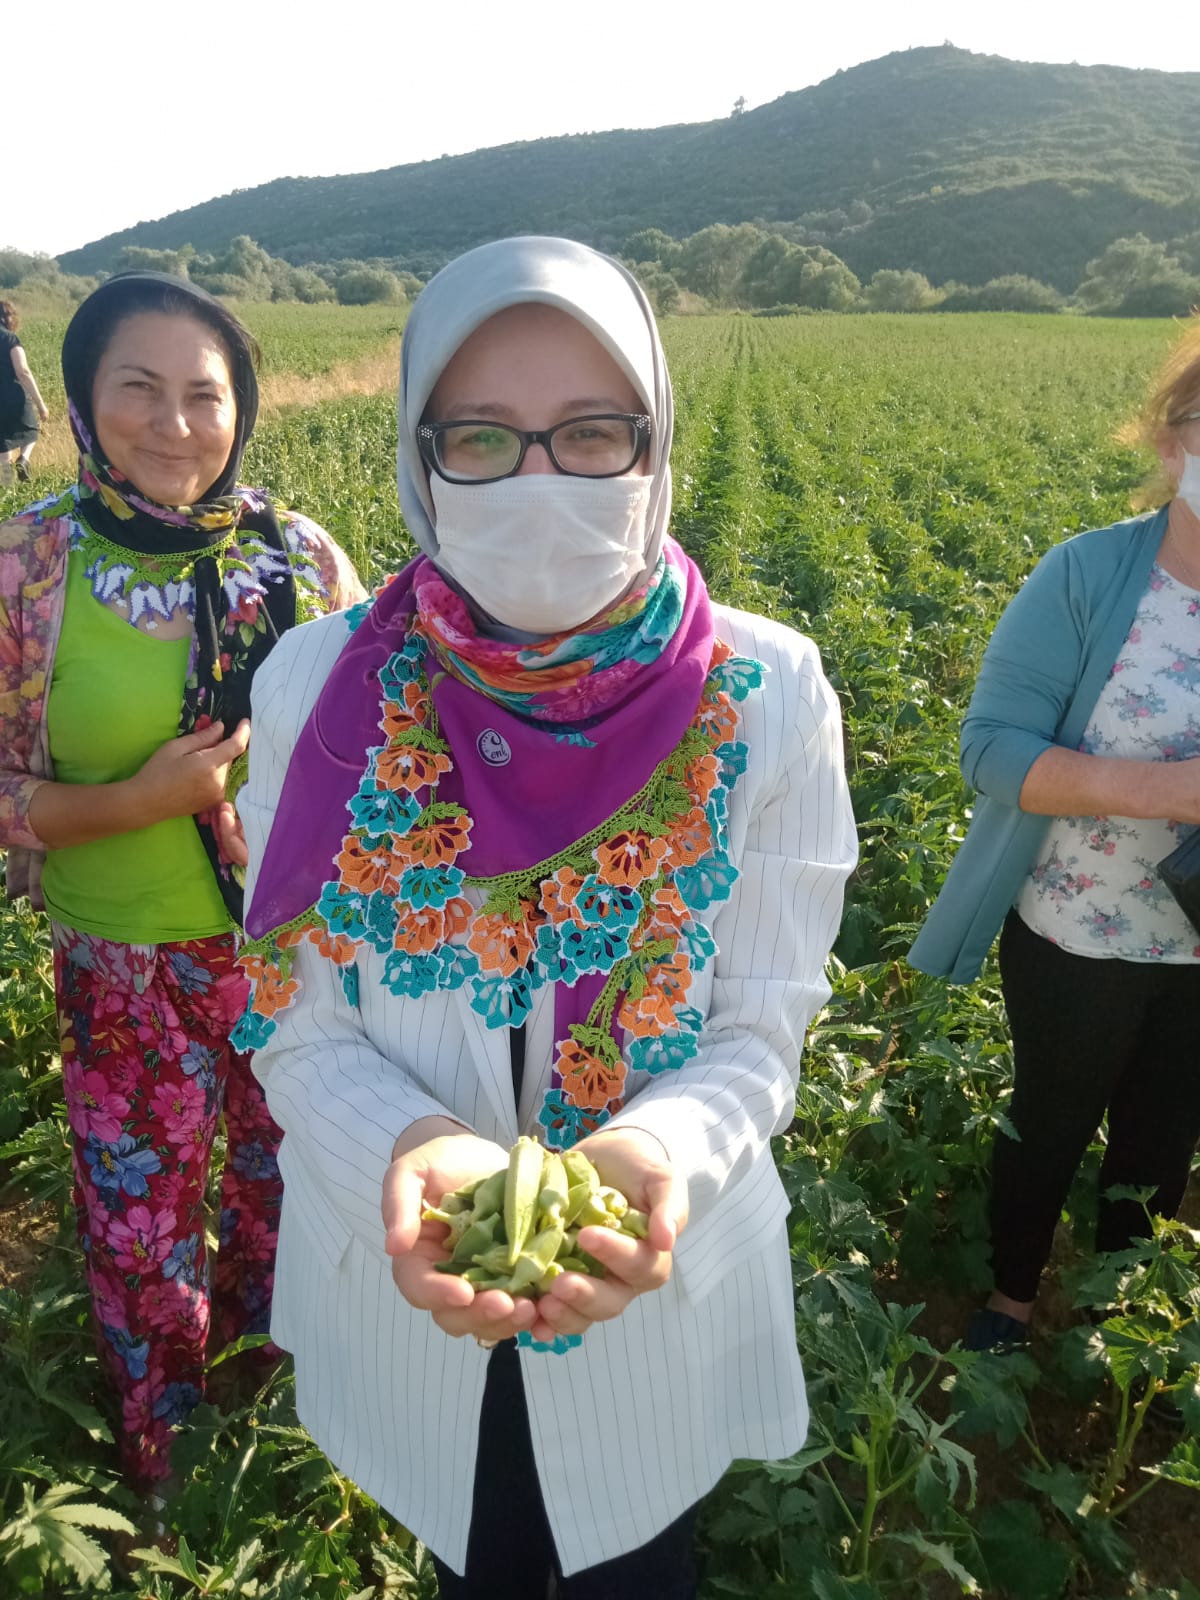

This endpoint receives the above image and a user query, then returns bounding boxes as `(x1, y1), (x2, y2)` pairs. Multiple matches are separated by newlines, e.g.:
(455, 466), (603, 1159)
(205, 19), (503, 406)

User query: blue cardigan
(908, 507), (1168, 983)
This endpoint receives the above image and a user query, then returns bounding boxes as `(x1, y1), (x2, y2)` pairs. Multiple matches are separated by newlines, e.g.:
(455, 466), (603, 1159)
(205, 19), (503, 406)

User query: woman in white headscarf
(236, 236), (857, 1597)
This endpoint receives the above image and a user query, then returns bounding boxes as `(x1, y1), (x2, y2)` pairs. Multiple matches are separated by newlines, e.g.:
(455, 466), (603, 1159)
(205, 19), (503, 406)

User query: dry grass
(256, 339), (400, 414)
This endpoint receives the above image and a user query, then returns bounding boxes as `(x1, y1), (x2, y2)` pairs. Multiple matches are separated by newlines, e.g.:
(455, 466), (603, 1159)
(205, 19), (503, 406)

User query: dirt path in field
(0, 1191), (57, 1289)
(27, 338), (402, 479)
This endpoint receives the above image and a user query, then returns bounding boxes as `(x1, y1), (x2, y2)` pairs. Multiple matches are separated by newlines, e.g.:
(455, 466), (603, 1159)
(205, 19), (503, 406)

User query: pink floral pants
(53, 924), (282, 1487)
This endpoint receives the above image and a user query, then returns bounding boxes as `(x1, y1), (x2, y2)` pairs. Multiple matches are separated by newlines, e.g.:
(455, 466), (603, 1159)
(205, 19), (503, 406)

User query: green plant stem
(907, 1356), (942, 1408)
(818, 1461), (860, 1535)
(1109, 1475), (1160, 1520)
(321, 1473), (354, 1536)
(877, 1451), (926, 1505)
(1021, 1427), (1053, 1474)
(1094, 1381), (1158, 1516)
(852, 1421), (881, 1579)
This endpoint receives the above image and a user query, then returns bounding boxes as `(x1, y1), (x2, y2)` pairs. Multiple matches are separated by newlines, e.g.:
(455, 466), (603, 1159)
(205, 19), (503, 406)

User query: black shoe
(14, 457), (29, 482)
(965, 1307), (1032, 1353)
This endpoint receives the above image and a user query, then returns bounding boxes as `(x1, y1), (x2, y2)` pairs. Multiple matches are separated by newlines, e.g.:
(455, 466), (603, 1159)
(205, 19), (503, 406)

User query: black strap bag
(1158, 829), (1200, 933)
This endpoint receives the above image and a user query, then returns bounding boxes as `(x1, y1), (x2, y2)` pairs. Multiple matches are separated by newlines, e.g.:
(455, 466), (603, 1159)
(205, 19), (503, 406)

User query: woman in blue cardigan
(911, 321), (1200, 1350)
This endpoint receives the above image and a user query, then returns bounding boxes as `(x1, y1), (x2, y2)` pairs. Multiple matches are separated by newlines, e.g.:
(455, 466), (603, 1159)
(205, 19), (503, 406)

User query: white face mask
(429, 473), (652, 633)
(1178, 448), (1200, 517)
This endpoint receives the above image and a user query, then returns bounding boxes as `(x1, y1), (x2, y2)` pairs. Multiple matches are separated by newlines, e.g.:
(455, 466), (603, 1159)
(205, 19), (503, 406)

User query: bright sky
(12, 0), (1200, 258)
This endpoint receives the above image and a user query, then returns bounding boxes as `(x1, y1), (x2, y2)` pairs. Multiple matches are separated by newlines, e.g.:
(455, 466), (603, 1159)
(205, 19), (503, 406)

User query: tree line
(623, 224), (1200, 318)
(4, 225), (1198, 321)
(0, 238), (417, 311)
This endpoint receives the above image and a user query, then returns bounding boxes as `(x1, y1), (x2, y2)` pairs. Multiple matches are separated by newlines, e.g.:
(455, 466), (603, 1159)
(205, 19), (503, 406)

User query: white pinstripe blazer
(241, 601), (858, 1577)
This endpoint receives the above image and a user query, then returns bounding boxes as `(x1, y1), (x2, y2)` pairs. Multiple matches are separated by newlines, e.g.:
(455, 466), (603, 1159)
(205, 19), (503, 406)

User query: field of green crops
(2, 309), (1198, 1600)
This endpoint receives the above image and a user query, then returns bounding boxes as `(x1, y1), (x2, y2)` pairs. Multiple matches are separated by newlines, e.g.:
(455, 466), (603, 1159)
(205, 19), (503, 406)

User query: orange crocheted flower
(239, 952), (266, 982)
(709, 637), (734, 669)
(393, 904), (447, 955)
(663, 806), (712, 869)
(277, 924), (307, 950)
(374, 743), (452, 792)
(381, 682), (432, 740)
(336, 836), (404, 896)
(694, 692), (738, 745)
(539, 866), (587, 926)
(557, 1040), (625, 1111)
(647, 880), (690, 934)
(646, 950), (691, 1007)
(255, 966), (301, 1018)
(593, 829), (669, 888)
(394, 810), (472, 867)
(617, 950), (692, 1037)
(441, 896), (474, 942)
(617, 988), (672, 1037)
(311, 927), (358, 965)
(684, 749), (721, 804)
(468, 908), (537, 976)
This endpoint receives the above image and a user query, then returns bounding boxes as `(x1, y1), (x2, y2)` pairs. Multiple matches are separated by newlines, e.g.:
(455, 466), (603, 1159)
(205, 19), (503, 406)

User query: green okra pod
(598, 1185), (628, 1219)
(425, 1140), (644, 1302)
(471, 1167), (507, 1220)
(450, 1213), (503, 1265)
(620, 1208), (650, 1240)
(508, 1220), (566, 1294)
(504, 1136), (545, 1268)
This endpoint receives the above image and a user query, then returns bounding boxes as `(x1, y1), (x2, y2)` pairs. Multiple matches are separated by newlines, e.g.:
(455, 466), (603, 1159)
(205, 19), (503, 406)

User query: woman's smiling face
(91, 311), (237, 506)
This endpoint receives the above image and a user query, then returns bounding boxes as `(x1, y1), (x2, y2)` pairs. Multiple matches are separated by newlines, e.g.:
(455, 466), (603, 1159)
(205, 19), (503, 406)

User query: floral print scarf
(412, 544), (685, 739)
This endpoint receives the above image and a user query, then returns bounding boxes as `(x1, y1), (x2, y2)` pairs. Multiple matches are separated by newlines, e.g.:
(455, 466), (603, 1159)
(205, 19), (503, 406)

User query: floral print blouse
(0, 498), (364, 911)
(1017, 564), (1200, 962)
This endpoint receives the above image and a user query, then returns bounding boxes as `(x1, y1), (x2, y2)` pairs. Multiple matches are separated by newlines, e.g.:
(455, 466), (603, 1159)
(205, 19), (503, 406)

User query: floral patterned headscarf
(59, 272), (298, 924)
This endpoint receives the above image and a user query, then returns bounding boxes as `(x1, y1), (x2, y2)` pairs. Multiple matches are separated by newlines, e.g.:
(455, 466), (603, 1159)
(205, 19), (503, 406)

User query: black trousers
(431, 1340), (699, 1600)
(990, 910), (1200, 1302)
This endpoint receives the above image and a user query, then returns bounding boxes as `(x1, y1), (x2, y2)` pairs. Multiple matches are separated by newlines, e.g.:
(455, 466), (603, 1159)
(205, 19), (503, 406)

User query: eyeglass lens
(434, 417), (641, 480)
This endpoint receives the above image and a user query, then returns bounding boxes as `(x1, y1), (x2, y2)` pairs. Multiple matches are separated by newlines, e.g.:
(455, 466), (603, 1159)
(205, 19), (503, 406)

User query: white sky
(11, 1), (1200, 258)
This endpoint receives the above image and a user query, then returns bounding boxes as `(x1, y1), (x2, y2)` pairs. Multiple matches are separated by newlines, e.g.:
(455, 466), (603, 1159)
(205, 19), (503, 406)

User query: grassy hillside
(61, 47), (1200, 291)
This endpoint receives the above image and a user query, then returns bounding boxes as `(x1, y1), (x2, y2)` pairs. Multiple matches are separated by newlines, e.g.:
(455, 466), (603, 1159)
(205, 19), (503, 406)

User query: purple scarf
(246, 548), (715, 942)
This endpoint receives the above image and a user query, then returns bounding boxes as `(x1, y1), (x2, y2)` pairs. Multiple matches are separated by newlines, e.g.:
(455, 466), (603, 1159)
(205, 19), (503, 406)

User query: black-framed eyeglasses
(417, 413), (651, 484)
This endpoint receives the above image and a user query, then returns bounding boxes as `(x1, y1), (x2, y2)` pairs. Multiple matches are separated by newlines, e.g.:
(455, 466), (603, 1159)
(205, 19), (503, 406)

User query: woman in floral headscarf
(0, 272), (363, 1498)
(237, 236), (857, 1599)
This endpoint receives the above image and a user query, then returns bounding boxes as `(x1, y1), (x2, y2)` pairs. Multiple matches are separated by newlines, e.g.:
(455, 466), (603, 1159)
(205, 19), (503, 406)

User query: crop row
(1, 311), (1196, 1598)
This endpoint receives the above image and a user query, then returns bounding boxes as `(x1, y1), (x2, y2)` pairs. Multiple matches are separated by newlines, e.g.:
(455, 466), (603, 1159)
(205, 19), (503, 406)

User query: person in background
(0, 299), (49, 485)
(236, 235), (857, 1599)
(0, 272), (364, 1506)
(910, 317), (1200, 1351)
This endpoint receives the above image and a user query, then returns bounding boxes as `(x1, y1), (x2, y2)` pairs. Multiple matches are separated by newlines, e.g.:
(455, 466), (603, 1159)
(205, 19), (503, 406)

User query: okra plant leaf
(810, 1570), (886, 1600)
(1176, 1374), (1200, 1433)
(1020, 1462), (1093, 1525)
(761, 1444), (836, 1480)
(1099, 1315), (1172, 1390)
(975, 1500), (1073, 1600)
(884, 1530), (981, 1593)
(1142, 1437), (1200, 1492)
(940, 1348), (1036, 1446)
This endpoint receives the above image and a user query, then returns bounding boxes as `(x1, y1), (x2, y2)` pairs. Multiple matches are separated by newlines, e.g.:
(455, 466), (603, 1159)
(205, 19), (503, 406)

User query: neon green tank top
(42, 550), (234, 943)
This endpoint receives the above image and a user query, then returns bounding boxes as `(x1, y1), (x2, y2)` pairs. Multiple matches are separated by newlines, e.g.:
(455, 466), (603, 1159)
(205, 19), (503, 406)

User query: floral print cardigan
(0, 501), (364, 912)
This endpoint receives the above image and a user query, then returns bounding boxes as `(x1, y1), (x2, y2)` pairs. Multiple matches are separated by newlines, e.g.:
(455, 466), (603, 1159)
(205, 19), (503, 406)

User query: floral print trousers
(52, 924), (282, 1487)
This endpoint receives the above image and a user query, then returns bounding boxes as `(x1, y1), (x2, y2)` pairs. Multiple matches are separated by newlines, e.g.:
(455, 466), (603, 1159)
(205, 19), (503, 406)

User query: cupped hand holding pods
(382, 1118), (540, 1344)
(528, 1126), (688, 1344)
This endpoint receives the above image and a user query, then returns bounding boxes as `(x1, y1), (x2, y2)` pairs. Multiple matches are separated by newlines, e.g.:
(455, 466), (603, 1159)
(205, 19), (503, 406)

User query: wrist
(117, 771), (161, 830)
(1145, 760), (1190, 823)
(584, 1124), (672, 1167)
(391, 1115), (473, 1163)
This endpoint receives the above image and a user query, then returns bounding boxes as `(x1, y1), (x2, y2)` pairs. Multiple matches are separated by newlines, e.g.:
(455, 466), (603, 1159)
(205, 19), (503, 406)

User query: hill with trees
(59, 47), (1200, 295)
